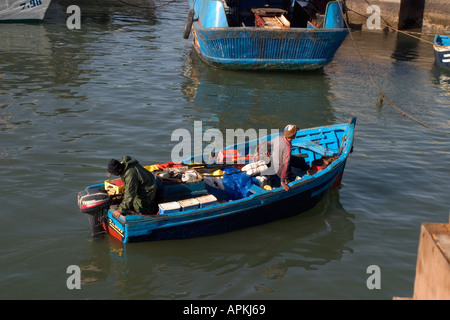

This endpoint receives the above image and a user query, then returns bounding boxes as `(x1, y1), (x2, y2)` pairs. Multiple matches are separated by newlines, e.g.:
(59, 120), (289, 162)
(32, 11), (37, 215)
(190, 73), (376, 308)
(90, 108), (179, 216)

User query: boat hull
(187, 0), (348, 70)
(192, 27), (349, 71)
(434, 35), (450, 70)
(434, 46), (450, 70)
(108, 161), (346, 243)
(0, 0), (51, 21)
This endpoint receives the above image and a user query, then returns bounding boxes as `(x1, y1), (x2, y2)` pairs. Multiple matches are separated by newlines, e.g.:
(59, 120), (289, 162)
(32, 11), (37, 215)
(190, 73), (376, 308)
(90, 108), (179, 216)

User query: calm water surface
(0, 1), (449, 300)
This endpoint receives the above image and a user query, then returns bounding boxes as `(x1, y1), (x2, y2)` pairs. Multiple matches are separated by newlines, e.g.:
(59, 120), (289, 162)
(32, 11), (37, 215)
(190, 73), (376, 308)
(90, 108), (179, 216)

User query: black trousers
(268, 154), (310, 186)
(290, 154), (310, 172)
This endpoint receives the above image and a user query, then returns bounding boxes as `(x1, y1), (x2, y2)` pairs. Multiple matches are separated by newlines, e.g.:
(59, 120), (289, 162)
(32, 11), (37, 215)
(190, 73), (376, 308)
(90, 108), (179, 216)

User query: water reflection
(0, 0), (158, 99)
(78, 190), (354, 298)
(430, 63), (450, 96)
(180, 50), (337, 132)
(391, 32), (421, 61)
(0, 23), (52, 79)
(47, 0), (158, 25)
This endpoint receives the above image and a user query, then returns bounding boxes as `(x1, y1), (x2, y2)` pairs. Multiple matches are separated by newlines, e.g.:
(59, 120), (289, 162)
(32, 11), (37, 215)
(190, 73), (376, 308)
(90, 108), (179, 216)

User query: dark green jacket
(118, 155), (157, 214)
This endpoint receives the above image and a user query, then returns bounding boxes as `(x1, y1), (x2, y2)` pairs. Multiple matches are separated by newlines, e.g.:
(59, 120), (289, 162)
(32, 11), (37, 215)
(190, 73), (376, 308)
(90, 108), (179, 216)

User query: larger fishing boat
(0, 0), (51, 21)
(77, 118), (356, 243)
(183, 0), (348, 70)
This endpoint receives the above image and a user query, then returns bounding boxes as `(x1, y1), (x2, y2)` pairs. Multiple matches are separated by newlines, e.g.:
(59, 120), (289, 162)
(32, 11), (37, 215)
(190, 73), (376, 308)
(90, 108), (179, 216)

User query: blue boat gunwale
(103, 119), (355, 226)
(193, 25), (349, 33)
(433, 35), (450, 53)
(434, 35), (450, 47)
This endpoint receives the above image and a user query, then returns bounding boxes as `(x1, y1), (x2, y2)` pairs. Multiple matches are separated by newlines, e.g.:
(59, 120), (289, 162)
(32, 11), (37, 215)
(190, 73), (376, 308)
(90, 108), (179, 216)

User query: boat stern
(105, 210), (127, 242)
(77, 186), (110, 237)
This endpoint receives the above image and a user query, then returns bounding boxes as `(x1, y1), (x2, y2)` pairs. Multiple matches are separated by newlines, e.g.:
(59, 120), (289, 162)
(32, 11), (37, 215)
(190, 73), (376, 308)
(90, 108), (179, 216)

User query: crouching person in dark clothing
(107, 155), (158, 217)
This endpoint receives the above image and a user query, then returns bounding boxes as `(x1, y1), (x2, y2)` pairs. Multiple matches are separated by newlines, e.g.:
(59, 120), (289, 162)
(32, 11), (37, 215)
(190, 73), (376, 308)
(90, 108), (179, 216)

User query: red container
(311, 159), (327, 171)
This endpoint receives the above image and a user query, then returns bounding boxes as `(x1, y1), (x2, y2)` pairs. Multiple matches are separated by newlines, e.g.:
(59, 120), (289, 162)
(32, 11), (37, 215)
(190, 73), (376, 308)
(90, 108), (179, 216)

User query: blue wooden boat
(434, 35), (450, 70)
(77, 118), (356, 243)
(183, 0), (349, 70)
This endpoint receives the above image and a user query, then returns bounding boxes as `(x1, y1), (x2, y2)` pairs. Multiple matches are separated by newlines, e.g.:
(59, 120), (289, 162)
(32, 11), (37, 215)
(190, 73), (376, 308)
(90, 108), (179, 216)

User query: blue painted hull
(193, 27), (349, 70)
(434, 35), (450, 70)
(111, 161), (346, 242)
(187, 0), (348, 70)
(78, 119), (356, 243)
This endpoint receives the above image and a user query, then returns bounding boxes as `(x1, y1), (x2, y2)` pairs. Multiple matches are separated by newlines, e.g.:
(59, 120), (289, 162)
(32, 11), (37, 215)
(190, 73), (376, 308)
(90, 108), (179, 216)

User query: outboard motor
(77, 187), (111, 237)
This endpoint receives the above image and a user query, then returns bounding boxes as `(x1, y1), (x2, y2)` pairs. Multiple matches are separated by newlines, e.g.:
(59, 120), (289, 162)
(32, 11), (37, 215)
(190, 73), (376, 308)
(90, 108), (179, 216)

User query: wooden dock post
(394, 213), (450, 300)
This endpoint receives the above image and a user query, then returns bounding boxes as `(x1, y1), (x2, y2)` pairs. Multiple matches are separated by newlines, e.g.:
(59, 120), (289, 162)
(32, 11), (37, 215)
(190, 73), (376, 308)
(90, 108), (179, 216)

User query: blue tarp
(221, 167), (259, 200)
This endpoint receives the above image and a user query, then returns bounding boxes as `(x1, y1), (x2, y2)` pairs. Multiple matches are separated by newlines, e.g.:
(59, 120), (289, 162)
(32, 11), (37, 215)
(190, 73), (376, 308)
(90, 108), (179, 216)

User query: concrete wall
(345, 0), (403, 30)
(422, 0), (450, 33)
(344, 0), (449, 32)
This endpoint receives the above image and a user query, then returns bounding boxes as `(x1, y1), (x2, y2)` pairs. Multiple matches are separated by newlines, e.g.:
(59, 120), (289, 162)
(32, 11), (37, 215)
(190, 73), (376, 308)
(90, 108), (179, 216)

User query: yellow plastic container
(211, 169), (224, 176)
(144, 165), (159, 172)
(105, 179), (125, 195)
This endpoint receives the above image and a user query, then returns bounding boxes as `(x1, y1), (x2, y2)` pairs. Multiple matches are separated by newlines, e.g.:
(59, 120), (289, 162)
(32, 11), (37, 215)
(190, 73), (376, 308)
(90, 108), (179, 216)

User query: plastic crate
(105, 179), (124, 194)
(178, 198), (200, 211)
(196, 194), (217, 208)
(158, 201), (181, 215)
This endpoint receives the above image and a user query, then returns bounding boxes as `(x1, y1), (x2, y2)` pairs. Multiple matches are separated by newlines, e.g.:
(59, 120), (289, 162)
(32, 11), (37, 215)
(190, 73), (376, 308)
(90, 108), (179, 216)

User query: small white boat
(0, 0), (51, 21)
